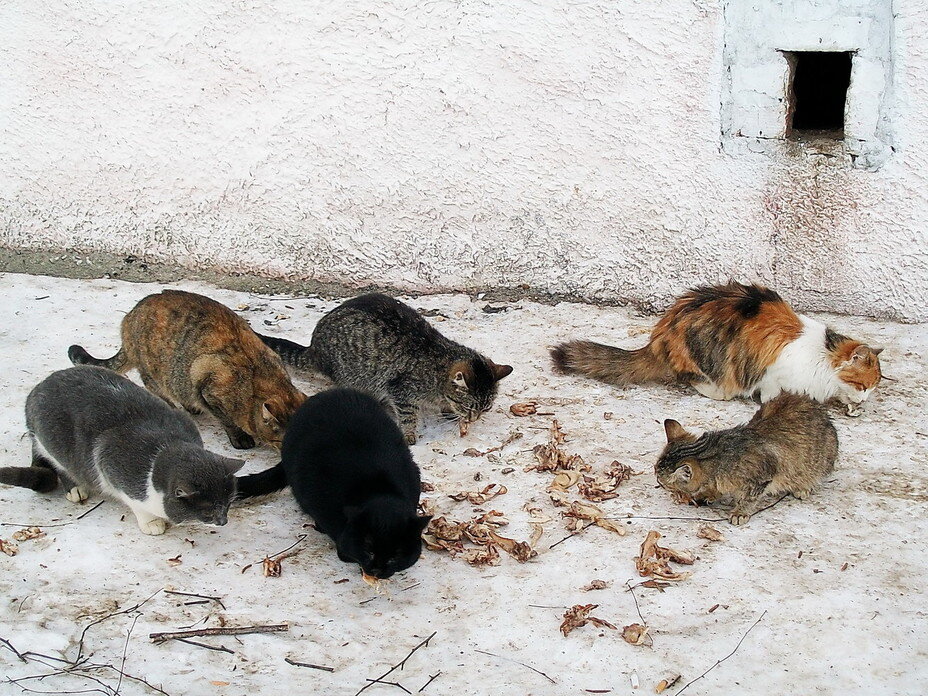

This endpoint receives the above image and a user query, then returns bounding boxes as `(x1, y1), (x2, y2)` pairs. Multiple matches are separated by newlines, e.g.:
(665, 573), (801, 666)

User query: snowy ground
(1, 272), (927, 696)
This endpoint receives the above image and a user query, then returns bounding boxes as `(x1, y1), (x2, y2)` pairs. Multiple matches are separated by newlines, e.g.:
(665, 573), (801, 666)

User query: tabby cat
(656, 392), (838, 525)
(258, 293), (512, 443)
(236, 388), (429, 579)
(552, 282), (882, 415)
(69, 290), (306, 449)
(0, 366), (242, 535)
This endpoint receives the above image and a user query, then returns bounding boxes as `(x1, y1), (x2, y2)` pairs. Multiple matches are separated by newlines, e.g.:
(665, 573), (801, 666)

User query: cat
(551, 281), (882, 416)
(257, 293), (513, 443)
(69, 289), (306, 449)
(0, 366), (243, 535)
(655, 392), (838, 525)
(236, 387), (430, 579)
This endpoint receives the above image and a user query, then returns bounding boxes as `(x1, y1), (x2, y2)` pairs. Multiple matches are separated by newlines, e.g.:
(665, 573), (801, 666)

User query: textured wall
(1, 1), (926, 321)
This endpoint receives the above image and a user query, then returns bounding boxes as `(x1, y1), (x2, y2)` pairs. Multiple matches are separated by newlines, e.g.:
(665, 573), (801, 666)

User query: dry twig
(673, 611), (767, 695)
(150, 623), (289, 644)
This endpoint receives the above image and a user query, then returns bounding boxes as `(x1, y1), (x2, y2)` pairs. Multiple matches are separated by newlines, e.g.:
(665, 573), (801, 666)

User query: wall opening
(786, 51), (852, 138)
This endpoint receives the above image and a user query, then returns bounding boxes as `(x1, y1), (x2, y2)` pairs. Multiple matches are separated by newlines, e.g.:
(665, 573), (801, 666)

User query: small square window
(785, 51), (853, 138)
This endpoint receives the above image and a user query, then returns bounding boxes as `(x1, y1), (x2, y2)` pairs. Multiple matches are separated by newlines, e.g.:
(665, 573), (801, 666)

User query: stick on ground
(674, 611), (767, 696)
(354, 631), (437, 696)
(150, 623), (289, 644)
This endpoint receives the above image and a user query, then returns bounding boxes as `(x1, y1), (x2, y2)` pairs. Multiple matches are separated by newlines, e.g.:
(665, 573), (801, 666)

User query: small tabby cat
(236, 388), (429, 579)
(69, 289), (306, 449)
(656, 392), (838, 525)
(0, 366), (243, 535)
(552, 282), (882, 415)
(258, 293), (512, 443)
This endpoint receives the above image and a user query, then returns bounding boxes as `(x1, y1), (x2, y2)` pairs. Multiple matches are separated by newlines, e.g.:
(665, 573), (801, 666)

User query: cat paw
(228, 432), (256, 450)
(729, 512), (751, 526)
(138, 518), (168, 535)
(792, 489), (812, 501)
(403, 431), (418, 445)
(65, 486), (89, 504)
(185, 405), (204, 415)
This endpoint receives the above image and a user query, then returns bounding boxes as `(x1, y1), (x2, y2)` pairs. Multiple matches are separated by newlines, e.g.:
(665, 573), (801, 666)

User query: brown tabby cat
(552, 282), (882, 415)
(656, 393), (838, 525)
(69, 290), (306, 450)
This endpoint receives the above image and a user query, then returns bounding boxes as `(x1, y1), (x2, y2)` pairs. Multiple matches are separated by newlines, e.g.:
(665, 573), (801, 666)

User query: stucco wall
(1, 1), (926, 321)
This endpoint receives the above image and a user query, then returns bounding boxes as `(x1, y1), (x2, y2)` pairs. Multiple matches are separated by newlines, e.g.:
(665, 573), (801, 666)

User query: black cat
(236, 388), (429, 579)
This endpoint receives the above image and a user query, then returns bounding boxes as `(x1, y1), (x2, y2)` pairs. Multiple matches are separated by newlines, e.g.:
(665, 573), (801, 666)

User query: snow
(1, 272), (927, 696)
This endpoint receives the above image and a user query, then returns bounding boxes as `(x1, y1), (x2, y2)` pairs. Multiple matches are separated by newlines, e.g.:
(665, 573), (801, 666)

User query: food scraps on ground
(561, 501), (626, 536)
(527, 420), (588, 472)
(459, 420), (470, 437)
(449, 483), (508, 505)
(263, 556), (281, 577)
(580, 580), (611, 592)
(0, 538), (19, 556)
(12, 526), (46, 542)
(621, 623), (651, 647)
(635, 531), (695, 581)
(424, 513), (537, 565)
(577, 461), (635, 502)
(510, 402), (538, 416)
(462, 431), (524, 458)
(560, 604), (618, 637)
(697, 525), (724, 542)
(362, 571), (388, 594)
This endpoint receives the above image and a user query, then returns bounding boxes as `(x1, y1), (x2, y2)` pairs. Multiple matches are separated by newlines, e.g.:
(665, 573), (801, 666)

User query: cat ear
(489, 361), (513, 381)
(174, 485), (193, 498)
(870, 346), (884, 357)
(674, 464), (693, 483)
(452, 371), (468, 389)
(663, 419), (691, 443)
(223, 457), (245, 474)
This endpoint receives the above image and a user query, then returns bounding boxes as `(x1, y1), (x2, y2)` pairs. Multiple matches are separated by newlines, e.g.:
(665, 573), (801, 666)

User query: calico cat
(0, 366), (243, 535)
(69, 289), (306, 449)
(257, 293), (513, 443)
(552, 282), (882, 415)
(236, 388), (429, 579)
(656, 392), (838, 525)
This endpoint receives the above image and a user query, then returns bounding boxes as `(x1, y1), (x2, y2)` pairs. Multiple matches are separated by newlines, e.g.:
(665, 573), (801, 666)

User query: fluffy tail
(550, 340), (673, 386)
(68, 345), (130, 372)
(235, 462), (288, 500)
(0, 466), (59, 493)
(256, 334), (319, 371)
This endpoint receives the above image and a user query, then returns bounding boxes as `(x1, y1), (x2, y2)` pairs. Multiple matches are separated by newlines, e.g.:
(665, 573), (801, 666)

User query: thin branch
(0, 500), (104, 528)
(625, 581), (646, 625)
(115, 614), (139, 694)
(264, 534), (307, 561)
(365, 678), (411, 694)
(548, 521), (596, 549)
(175, 638), (234, 655)
(0, 635), (27, 662)
(475, 649), (556, 685)
(354, 632), (437, 696)
(750, 494), (789, 518)
(163, 590), (226, 610)
(284, 657), (335, 672)
(150, 623), (289, 644)
(674, 611), (767, 696)
(418, 672), (441, 692)
(75, 589), (162, 664)
(75, 501), (106, 521)
(621, 514), (725, 522)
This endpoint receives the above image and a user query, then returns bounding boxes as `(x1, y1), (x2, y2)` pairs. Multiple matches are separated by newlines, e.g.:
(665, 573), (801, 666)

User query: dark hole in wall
(786, 51), (852, 137)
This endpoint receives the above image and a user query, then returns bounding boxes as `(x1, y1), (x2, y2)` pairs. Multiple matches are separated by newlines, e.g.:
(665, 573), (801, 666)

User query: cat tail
(235, 462), (288, 500)
(68, 344), (131, 372)
(256, 334), (319, 371)
(550, 340), (673, 386)
(0, 466), (59, 493)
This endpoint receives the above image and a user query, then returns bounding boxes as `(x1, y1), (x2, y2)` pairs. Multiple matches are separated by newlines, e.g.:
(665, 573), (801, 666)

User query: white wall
(1, 1), (926, 321)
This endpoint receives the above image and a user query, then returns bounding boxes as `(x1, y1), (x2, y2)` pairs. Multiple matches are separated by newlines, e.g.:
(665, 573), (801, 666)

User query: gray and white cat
(0, 366), (243, 535)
